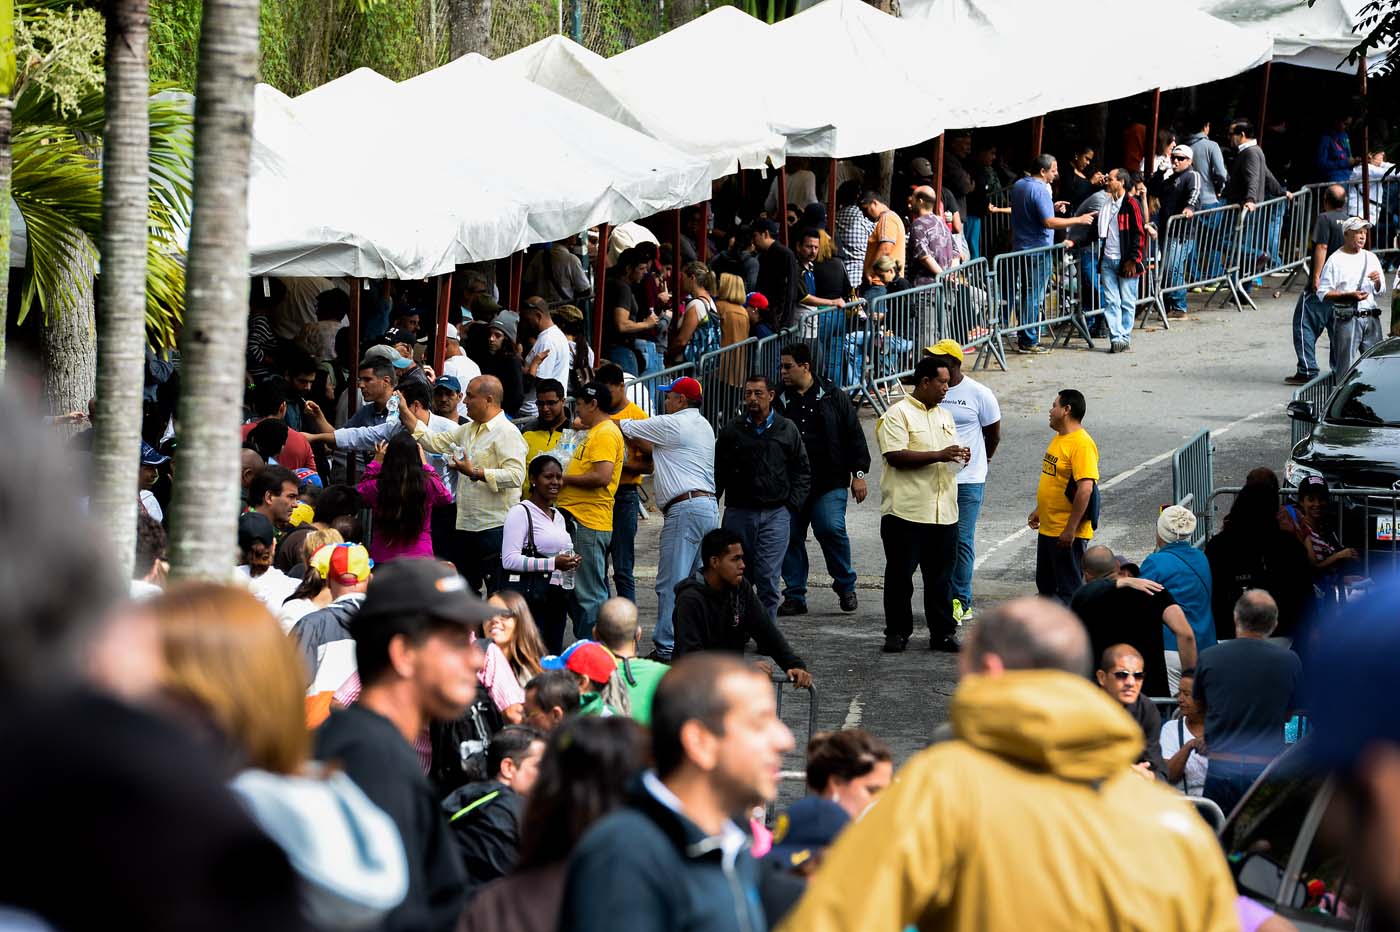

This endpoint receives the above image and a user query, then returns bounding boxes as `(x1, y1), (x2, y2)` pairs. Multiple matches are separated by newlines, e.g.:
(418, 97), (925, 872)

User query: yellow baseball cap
(924, 339), (964, 363)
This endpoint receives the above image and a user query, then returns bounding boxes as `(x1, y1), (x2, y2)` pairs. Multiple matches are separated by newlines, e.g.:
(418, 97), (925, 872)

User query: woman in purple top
(356, 432), (451, 563)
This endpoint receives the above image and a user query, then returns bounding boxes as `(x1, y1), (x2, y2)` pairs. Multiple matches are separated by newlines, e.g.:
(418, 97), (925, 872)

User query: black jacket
(1225, 144), (1284, 206)
(560, 780), (768, 932)
(801, 257), (850, 300)
(672, 573), (805, 671)
(441, 781), (524, 901)
(773, 377), (870, 494)
(1150, 166), (1203, 228)
(1204, 525), (1315, 641)
(755, 242), (802, 329)
(715, 410), (810, 511)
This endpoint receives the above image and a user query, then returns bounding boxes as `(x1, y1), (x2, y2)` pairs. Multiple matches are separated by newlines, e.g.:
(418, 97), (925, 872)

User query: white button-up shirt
(619, 406), (715, 510)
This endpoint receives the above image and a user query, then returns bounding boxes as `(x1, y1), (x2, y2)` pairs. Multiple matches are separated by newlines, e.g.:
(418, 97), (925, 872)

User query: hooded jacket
(778, 670), (1238, 932)
(672, 573), (805, 672)
(441, 781), (524, 901)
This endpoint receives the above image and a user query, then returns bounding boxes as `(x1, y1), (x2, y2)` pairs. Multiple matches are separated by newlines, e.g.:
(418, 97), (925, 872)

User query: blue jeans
(1292, 291), (1333, 377)
(1196, 206), (1225, 280)
(1240, 209), (1284, 291)
(723, 506), (791, 621)
(1007, 251), (1054, 348)
(1161, 235), (1195, 313)
(966, 215), (982, 260)
(564, 518), (613, 641)
(1101, 257), (1140, 343)
(952, 483), (984, 608)
(604, 344), (639, 376)
(651, 496), (719, 658)
(1203, 759), (1266, 818)
(781, 487), (856, 604)
(608, 485), (640, 601)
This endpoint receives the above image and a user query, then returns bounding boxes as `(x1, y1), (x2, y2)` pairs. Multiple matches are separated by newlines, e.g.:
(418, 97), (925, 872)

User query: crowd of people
(28, 110), (1400, 932)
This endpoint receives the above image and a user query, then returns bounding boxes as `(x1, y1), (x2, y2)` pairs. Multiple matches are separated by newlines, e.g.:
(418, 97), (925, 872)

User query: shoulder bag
(501, 503), (555, 602)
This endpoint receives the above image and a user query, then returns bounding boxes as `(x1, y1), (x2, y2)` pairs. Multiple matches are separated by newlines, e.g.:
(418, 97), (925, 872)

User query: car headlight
(1284, 459), (1322, 487)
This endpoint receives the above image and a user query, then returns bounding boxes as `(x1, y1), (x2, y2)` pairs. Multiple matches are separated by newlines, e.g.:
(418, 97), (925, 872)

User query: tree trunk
(669, 0), (704, 28)
(92, 0), (151, 584)
(448, 0), (490, 60)
(41, 243), (97, 416)
(168, 0), (258, 581)
(0, 97), (11, 381)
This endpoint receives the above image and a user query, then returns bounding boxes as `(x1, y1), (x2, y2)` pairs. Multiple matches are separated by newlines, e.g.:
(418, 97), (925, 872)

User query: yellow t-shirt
(610, 401), (649, 487)
(558, 419), (626, 532)
(1036, 428), (1100, 540)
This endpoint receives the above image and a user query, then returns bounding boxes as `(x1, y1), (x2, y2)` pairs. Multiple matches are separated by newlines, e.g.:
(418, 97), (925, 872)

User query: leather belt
(663, 489), (715, 514)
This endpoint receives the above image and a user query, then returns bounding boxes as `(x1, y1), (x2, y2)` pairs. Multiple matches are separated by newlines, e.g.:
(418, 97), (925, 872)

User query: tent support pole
(1360, 57), (1370, 221)
(1146, 88), (1161, 174)
(508, 253), (524, 310)
(698, 201), (710, 263)
(592, 224), (609, 361)
(826, 159), (838, 235)
(346, 277), (361, 482)
(1030, 116), (1044, 157)
(671, 208), (684, 314)
(433, 272), (452, 376)
(1256, 62), (1271, 143)
(932, 133), (945, 215)
(778, 166), (789, 245)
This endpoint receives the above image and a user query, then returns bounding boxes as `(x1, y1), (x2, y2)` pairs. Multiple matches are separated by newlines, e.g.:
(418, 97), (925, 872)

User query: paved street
(623, 283), (1306, 801)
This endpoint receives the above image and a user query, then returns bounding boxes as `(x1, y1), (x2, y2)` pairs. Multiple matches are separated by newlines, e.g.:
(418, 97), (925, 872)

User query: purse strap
(519, 503), (542, 559)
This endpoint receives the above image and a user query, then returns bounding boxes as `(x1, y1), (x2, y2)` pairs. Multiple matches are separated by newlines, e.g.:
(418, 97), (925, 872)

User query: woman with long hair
(462, 716), (648, 932)
(484, 589), (547, 689)
(500, 454), (579, 653)
(277, 527), (344, 633)
(666, 261), (722, 366)
(357, 431), (450, 564)
(152, 583), (408, 930)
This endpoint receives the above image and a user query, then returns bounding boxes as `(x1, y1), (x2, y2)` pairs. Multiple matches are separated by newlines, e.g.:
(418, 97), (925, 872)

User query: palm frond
(11, 127), (101, 324)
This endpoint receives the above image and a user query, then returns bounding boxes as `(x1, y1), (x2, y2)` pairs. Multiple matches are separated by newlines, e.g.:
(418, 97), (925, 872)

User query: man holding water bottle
(876, 356), (969, 654)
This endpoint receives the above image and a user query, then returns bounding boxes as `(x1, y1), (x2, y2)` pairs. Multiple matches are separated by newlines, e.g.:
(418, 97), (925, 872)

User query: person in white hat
(1152, 145), (1203, 320)
(1141, 503), (1215, 694)
(1318, 216), (1386, 370)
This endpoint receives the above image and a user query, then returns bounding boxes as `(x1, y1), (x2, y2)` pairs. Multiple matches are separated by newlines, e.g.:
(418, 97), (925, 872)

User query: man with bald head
(778, 597), (1238, 932)
(408, 373), (528, 594)
(1071, 543), (1196, 700)
(239, 448), (265, 505)
(1194, 589), (1302, 814)
(1096, 643), (1168, 779)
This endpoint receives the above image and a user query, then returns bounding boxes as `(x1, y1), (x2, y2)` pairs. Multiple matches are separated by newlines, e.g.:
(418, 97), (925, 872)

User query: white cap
(1170, 144), (1193, 159)
(415, 322), (460, 343)
(1341, 216), (1374, 233)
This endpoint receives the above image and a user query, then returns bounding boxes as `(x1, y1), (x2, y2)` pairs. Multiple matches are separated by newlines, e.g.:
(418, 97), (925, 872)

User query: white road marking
(974, 404), (1281, 571)
(843, 696), (864, 728)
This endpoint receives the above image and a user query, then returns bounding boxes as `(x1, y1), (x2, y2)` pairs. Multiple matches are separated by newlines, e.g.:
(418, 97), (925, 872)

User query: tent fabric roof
(498, 34), (785, 179)
(1191, 0), (1388, 73)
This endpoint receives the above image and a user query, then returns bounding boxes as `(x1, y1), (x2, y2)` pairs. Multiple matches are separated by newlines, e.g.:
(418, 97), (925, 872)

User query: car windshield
(1326, 357), (1400, 427)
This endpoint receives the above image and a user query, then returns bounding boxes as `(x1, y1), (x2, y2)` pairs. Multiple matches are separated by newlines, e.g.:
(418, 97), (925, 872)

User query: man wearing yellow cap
(924, 340), (1000, 624)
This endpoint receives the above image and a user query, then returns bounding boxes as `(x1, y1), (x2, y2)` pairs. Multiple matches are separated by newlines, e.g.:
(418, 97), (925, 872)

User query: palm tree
(91, 0), (151, 583)
(166, 0), (259, 580)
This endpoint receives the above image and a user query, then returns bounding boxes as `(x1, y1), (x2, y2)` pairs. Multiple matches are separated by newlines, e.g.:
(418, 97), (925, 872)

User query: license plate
(1380, 516), (1396, 542)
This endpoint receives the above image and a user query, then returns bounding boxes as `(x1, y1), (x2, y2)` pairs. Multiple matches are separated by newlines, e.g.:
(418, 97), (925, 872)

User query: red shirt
(240, 419), (316, 471)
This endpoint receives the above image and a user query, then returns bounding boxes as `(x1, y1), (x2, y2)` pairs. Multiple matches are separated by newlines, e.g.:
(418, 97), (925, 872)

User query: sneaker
(1015, 343), (1047, 355)
(777, 599), (808, 617)
(952, 599), (965, 625)
(1166, 310), (1189, 320)
(1283, 373), (1312, 385)
(961, 605), (976, 623)
(1107, 341), (1119, 354)
(881, 636), (909, 654)
(930, 635), (962, 653)
(839, 590), (858, 613)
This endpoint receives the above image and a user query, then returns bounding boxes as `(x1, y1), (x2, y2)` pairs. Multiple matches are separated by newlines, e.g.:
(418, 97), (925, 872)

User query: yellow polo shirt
(876, 395), (959, 525)
(610, 401), (649, 487)
(558, 419), (626, 532)
(1036, 428), (1099, 540)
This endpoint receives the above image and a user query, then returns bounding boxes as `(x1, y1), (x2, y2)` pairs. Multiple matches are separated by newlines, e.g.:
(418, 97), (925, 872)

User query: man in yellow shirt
(1029, 388), (1100, 604)
(597, 364), (650, 603)
(876, 357), (970, 653)
(518, 379), (576, 496)
(558, 382), (626, 640)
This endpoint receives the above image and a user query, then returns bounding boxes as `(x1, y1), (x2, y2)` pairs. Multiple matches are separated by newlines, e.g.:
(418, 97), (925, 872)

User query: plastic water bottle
(558, 550), (576, 591)
(388, 391), (400, 418)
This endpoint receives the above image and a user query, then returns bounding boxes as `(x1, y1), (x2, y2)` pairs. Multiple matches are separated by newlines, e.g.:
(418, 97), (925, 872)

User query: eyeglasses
(1112, 670), (1146, 681)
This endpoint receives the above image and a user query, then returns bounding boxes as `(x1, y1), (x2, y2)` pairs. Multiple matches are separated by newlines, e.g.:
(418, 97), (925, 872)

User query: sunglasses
(1170, 155), (1189, 162)
(1112, 670), (1146, 681)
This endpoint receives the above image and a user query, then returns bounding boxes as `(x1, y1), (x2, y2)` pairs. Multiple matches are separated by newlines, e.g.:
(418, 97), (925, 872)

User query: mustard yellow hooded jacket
(779, 670), (1240, 932)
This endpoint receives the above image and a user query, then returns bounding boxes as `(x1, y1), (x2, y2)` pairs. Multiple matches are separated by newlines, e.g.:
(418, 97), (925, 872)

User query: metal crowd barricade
(695, 337), (757, 433)
(1158, 202), (1245, 313)
(1289, 369), (1338, 448)
(624, 362), (695, 417)
(1135, 233), (1169, 328)
(753, 324), (801, 390)
(1232, 191), (1312, 309)
(989, 242), (1093, 357)
(981, 188), (1012, 261)
(1207, 486), (1400, 585)
(1307, 176), (1400, 259)
(797, 300), (869, 394)
(1171, 429), (1214, 546)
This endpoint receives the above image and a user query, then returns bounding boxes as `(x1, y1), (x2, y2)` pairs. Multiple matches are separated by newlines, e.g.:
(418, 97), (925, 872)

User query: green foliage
(1343, 1), (1400, 76)
(13, 2), (104, 113)
(731, 0), (801, 24)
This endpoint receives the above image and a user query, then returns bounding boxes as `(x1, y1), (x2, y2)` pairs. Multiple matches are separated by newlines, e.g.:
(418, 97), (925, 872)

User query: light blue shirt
(1010, 176), (1055, 250)
(1141, 541), (1216, 654)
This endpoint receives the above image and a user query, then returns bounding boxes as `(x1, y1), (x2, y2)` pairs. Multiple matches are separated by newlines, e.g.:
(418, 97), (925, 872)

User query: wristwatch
(853, 471), (866, 480)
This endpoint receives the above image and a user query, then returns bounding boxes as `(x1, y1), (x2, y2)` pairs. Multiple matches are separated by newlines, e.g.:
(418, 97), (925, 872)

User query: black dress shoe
(881, 636), (909, 653)
(645, 649), (672, 665)
(839, 590), (858, 613)
(930, 635), (962, 653)
(777, 599), (808, 617)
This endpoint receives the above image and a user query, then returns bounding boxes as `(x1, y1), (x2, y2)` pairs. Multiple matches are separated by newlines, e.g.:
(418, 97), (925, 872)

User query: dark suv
(1286, 338), (1400, 572)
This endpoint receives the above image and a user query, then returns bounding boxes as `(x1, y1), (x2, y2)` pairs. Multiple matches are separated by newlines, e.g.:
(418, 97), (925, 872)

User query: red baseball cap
(745, 291), (769, 309)
(564, 642), (617, 685)
(658, 376), (703, 401)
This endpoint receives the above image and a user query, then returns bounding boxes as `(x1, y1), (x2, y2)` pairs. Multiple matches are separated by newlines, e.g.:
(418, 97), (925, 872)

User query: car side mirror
(1237, 852), (1307, 908)
(1286, 400), (1317, 423)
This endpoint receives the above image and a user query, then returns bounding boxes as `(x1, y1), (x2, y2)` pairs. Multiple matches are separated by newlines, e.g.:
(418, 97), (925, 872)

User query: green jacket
(614, 657), (669, 726)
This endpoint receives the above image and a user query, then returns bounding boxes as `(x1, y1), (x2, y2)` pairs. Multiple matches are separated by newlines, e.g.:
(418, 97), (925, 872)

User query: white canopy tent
(497, 34), (786, 180)
(1191, 0), (1388, 74)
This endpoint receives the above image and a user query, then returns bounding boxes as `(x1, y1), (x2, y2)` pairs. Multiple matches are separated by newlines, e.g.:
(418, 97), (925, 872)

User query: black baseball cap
(382, 327), (414, 347)
(1298, 475), (1329, 498)
(355, 559), (496, 628)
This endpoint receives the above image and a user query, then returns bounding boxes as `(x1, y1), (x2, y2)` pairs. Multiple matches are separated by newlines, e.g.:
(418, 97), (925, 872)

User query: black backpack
(427, 694), (503, 798)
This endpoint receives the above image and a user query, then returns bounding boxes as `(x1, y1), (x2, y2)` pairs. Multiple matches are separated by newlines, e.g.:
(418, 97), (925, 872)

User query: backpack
(427, 694), (504, 797)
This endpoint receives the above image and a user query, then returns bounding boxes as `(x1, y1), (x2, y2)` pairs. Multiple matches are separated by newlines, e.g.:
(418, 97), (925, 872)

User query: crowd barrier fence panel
(695, 337), (757, 433)
(981, 188), (1012, 261)
(1289, 369), (1339, 448)
(624, 362), (696, 417)
(1158, 202), (1245, 313)
(989, 242), (1094, 357)
(1232, 191), (1311, 309)
(1170, 428), (1214, 547)
(1305, 176), (1400, 259)
(796, 300), (870, 395)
